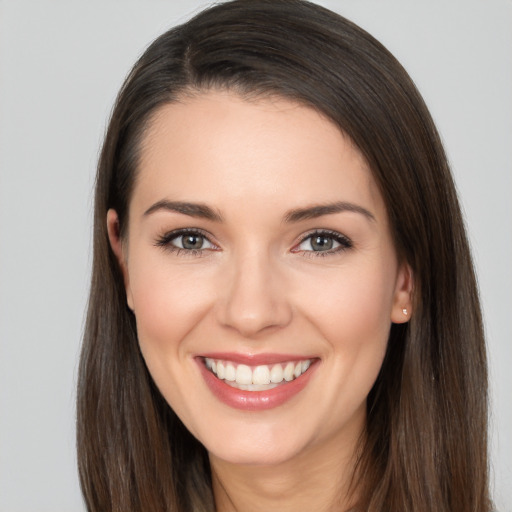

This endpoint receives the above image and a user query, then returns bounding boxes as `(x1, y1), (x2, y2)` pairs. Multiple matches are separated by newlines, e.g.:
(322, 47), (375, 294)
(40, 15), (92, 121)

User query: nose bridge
(217, 245), (291, 337)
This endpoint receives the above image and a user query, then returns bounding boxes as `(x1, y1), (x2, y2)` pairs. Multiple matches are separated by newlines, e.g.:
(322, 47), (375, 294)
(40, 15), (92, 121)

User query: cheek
(127, 256), (215, 360)
(300, 262), (395, 339)
(126, 257), (219, 430)
(296, 259), (396, 397)
(309, 265), (394, 415)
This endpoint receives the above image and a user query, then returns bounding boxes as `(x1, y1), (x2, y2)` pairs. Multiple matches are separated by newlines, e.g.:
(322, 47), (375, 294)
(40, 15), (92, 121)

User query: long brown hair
(77, 1), (491, 510)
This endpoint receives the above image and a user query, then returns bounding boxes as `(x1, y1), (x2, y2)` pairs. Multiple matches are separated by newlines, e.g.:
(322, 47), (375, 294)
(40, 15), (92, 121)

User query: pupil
(312, 236), (333, 251)
(183, 234), (203, 250)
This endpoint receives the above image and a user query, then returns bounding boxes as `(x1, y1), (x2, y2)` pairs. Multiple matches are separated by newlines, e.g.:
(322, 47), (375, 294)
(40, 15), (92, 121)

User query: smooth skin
(108, 91), (412, 512)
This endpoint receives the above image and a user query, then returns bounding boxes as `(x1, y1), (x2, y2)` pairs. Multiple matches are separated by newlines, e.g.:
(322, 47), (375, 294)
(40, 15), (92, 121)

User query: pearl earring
(402, 308), (408, 316)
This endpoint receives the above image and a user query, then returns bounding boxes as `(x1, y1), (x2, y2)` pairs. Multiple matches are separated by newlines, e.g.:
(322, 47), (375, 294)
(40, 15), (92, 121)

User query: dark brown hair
(77, 1), (491, 510)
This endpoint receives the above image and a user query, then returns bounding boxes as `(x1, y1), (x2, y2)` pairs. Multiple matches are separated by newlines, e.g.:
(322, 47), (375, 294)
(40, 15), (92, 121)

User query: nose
(216, 250), (293, 338)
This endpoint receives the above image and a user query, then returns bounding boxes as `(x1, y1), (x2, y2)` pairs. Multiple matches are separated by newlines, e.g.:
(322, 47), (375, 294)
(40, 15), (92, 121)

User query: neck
(209, 429), (362, 512)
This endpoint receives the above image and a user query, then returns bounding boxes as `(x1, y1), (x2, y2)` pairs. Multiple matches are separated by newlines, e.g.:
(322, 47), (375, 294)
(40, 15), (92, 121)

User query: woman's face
(108, 91), (411, 467)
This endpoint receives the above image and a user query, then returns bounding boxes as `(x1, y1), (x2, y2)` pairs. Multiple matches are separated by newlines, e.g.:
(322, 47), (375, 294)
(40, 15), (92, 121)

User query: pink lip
(199, 352), (310, 366)
(196, 355), (318, 411)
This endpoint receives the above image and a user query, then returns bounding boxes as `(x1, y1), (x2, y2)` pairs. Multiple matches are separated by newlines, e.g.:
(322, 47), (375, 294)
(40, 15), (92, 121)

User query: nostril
(215, 255), (293, 336)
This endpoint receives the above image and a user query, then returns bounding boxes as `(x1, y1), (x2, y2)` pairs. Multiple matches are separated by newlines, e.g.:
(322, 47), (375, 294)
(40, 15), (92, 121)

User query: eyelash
(154, 228), (216, 257)
(154, 228), (353, 257)
(293, 229), (353, 257)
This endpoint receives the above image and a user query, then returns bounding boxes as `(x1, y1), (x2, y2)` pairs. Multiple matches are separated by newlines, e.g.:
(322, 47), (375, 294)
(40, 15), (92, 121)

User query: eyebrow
(143, 200), (224, 222)
(284, 201), (375, 223)
(143, 199), (375, 224)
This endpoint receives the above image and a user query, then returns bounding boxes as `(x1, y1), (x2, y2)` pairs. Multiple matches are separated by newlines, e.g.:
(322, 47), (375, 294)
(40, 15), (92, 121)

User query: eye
(155, 229), (216, 253)
(173, 232), (213, 250)
(293, 230), (352, 255)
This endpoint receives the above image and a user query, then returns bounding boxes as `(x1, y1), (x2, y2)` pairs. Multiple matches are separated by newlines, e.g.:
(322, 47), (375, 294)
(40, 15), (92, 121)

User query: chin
(199, 416), (317, 467)
(208, 439), (306, 467)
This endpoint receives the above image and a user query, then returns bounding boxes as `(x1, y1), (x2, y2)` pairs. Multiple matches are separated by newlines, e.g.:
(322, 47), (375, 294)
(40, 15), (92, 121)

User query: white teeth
(283, 362), (295, 381)
(226, 382), (279, 391)
(235, 364), (252, 385)
(216, 361), (225, 379)
(252, 365), (271, 385)
(270, 364), (284, 383)
(225, 362), (236, 381)
(204, 357), (313, 388)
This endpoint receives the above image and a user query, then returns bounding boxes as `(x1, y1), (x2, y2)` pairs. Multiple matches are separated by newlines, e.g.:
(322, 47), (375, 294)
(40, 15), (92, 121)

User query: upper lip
(198, 352), (316, 366)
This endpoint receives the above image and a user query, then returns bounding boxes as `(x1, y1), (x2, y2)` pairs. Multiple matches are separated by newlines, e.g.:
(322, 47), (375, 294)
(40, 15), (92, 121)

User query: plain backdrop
(0, 1), (510, 510)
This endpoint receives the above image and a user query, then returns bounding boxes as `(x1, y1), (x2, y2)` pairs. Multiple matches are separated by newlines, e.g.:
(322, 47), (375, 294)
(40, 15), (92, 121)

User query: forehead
(133, 91), (385, 220)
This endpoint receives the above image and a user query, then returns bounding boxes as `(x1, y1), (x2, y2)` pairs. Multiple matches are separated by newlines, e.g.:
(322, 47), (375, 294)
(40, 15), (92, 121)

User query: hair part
(78, 1), (490, 510)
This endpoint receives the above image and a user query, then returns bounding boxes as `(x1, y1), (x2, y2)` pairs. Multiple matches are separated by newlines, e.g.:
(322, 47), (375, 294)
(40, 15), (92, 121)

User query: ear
(106, 209), (134, 311)
(390, 263), (414, 324)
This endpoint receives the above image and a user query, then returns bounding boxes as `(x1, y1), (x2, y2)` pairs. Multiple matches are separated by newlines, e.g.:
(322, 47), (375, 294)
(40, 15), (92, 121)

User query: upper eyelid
(296, 229), (351, 244)
(290, 229), (353, 254)
(293, 230), (353, 258)
(155, 227), (351, 249)
(160, 227), (214, 239)
(155, 227), (217, 247)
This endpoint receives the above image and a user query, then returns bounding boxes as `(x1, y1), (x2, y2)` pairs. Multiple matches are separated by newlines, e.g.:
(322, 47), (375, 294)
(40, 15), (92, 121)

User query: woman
(77, 1), (491, 510)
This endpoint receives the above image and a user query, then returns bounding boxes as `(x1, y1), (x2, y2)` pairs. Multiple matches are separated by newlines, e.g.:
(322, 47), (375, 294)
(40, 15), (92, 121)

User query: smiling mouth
(204, 357), (313, 391)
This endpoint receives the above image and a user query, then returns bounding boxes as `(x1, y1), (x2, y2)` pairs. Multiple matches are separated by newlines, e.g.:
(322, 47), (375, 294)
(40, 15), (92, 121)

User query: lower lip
(197, 359), (317, 411)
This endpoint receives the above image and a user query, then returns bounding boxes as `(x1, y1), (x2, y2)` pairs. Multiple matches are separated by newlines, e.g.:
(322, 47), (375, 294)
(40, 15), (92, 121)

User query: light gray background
(0, 1), (510, 510)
